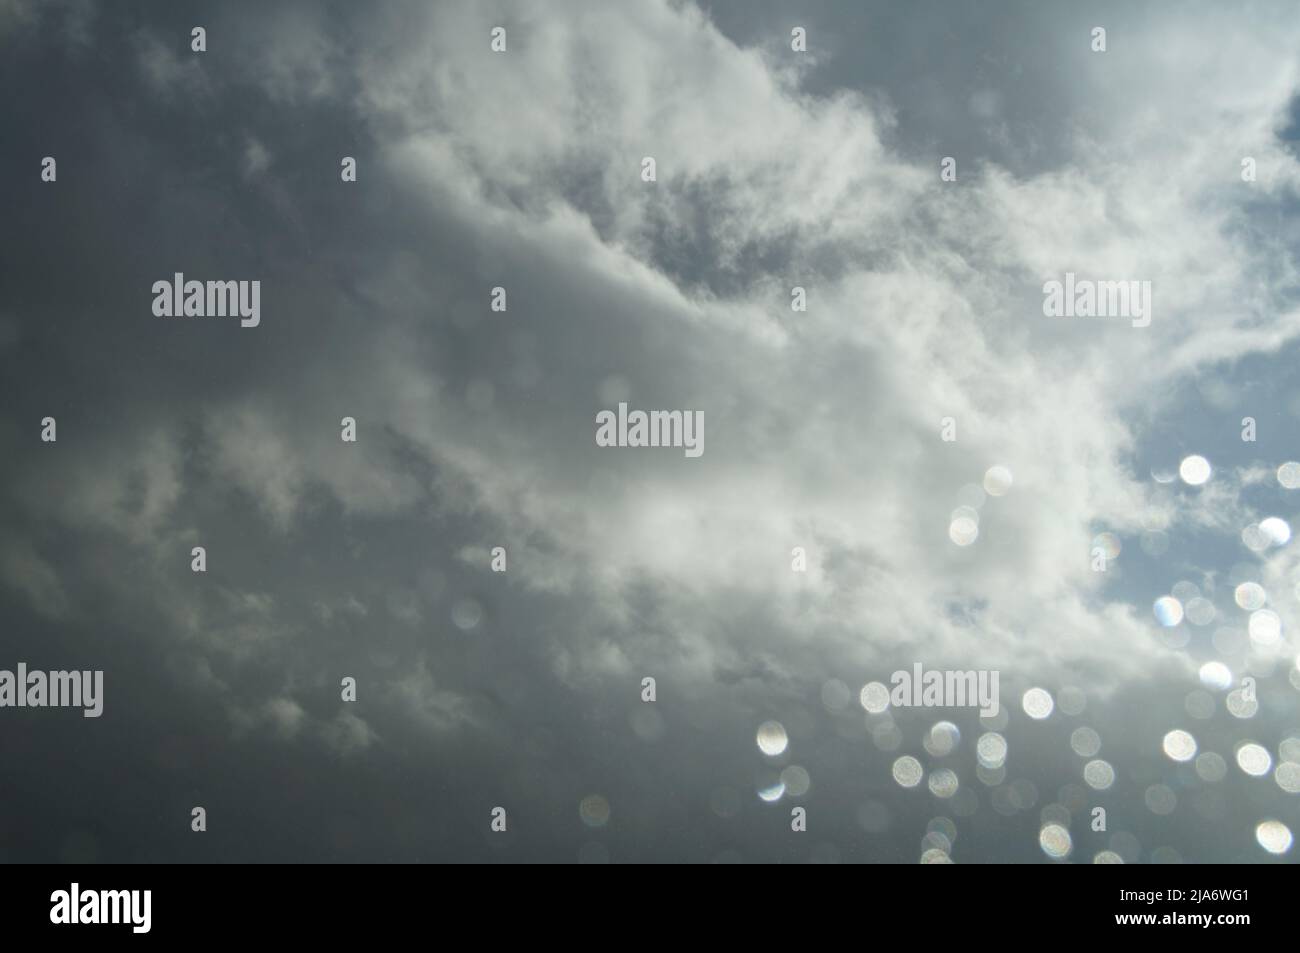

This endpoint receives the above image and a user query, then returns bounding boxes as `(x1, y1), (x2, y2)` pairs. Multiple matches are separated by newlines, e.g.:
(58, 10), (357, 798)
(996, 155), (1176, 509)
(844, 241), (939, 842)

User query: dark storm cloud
(1, 0), (1299, 863)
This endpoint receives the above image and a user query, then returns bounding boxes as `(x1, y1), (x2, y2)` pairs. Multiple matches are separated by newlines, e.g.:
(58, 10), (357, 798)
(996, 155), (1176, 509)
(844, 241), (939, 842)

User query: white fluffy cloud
(219, 0), (1295, 688)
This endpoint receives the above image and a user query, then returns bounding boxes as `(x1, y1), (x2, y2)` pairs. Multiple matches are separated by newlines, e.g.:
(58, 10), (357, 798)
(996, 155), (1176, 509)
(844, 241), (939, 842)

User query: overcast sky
(1, 0), (1299, 863)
